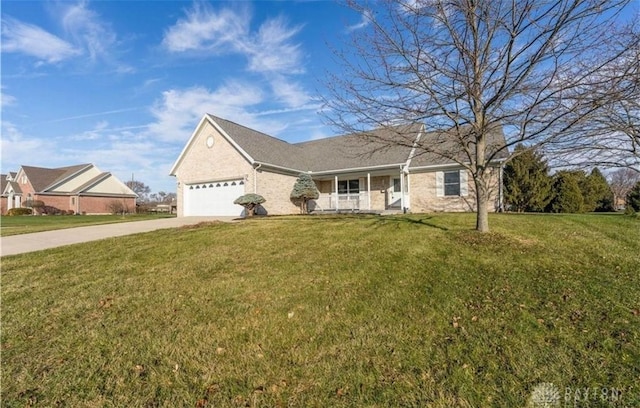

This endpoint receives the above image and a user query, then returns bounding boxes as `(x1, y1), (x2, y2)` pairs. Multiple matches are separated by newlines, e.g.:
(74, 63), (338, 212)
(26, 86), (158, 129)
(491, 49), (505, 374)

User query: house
(169, 114), (507, 217)
(1, 164), (137, 215)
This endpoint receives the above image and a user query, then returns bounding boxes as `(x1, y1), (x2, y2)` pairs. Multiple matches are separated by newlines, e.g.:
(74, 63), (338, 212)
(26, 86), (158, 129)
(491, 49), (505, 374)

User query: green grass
(1, 213), (639, 407)
(0, 214), (176, 236)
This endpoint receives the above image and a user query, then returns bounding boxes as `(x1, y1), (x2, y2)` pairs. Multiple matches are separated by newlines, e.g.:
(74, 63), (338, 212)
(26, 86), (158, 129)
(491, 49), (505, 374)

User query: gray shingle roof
(209, 115), (310, 170)
(296, 123), (422, 172)
(208, 115), (507, 173)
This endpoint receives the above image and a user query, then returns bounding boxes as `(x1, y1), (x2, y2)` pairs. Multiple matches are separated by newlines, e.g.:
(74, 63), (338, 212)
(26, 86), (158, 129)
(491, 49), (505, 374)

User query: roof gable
(21, 164), (92, 192)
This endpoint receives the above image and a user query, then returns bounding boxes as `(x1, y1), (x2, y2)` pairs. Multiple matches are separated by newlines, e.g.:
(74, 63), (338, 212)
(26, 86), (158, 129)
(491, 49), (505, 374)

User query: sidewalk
(0, 217), (235, 257)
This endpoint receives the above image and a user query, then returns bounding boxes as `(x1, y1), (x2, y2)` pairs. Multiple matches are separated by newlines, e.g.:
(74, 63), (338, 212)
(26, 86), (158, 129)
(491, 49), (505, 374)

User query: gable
(48, 166), (102, 193)
(170, 117), (254, 182)
(81, 174), (137, 196)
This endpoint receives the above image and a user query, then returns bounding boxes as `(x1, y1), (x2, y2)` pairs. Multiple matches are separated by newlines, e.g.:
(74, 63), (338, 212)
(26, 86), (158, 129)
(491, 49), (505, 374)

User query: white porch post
(334, 175), (339, 211)
(367, 173), (371, 211)
(400, 169), (405, 211)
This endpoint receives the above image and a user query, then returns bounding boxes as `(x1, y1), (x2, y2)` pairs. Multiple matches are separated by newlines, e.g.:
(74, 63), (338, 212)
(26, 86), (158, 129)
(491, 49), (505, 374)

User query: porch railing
(312, 193), (369, 212)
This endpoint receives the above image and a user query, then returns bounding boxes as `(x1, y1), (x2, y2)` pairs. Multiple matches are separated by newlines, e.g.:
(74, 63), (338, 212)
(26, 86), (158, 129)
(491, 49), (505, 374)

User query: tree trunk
(247, 204), (255, 217)
(475, 178), (490, 232)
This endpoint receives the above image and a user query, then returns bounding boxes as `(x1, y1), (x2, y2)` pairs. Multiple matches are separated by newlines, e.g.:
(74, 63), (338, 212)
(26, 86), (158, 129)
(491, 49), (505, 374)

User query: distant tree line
(503, 145), (640, 214)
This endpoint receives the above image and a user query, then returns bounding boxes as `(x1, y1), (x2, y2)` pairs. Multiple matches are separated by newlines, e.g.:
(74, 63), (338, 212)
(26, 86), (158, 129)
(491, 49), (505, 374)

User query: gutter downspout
(399, 165), (405, 212)
(498, 162), (505, 212)
(253, 163), (262, 194)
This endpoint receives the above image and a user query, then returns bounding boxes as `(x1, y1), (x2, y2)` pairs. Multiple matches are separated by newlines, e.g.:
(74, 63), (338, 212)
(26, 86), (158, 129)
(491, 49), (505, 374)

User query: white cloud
(269, 75), (311, 107)
(59, 1), (133, 72)
(1, 17), (81, 64)
(147, 83), (265, 142)
(162, 5), (304, 75)
(247, 16), (304, 74)
(162, 3), (249, 53)
(346, 9), (372, 32)
(1, 89), (17, 107)
(0, 122), (46, 172)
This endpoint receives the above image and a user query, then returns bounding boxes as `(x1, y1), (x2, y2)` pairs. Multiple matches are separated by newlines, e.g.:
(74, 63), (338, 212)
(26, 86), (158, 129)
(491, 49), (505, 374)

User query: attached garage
(183, 179), (245, 216)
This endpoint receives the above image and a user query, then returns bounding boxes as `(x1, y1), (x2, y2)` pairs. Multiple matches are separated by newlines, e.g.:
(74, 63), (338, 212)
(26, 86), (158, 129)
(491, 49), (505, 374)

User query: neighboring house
(1, 164), (137, 215)
(170, 114), (507, 217)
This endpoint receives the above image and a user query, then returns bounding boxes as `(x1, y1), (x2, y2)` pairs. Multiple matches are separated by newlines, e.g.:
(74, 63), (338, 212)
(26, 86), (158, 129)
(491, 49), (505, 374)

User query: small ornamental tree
(234, 193), (265, 217)
(290, 173), (319, 214)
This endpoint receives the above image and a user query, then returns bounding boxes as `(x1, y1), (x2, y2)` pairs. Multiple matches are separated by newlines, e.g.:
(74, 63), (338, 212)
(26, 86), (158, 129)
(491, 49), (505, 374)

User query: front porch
(310, 172), (410, 213)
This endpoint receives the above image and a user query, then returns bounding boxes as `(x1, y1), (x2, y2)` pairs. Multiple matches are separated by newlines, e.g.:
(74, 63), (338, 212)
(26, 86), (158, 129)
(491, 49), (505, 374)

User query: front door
(388, 177), (402, 208)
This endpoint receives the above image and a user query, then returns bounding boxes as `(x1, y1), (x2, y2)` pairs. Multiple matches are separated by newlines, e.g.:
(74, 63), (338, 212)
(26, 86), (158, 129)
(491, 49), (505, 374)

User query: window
(393, 178), (402, 193)
(444, 171), (461, 196)
(338, 179), (359, 194)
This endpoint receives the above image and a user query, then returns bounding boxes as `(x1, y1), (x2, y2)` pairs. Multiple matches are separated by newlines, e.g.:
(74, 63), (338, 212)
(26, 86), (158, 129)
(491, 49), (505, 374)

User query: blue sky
(1, 1), (368, 193)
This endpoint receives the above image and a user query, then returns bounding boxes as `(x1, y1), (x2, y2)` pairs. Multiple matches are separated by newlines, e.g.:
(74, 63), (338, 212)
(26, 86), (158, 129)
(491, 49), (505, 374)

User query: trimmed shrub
(234, 194), (266, 217)
(290, 173), (320, 214)
(7, 208), (33, 216)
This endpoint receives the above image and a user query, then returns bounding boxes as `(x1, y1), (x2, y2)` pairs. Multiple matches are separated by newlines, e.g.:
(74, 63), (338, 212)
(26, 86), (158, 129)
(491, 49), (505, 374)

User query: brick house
(1, 164), (137, 215)
(170, 114), (507, 217)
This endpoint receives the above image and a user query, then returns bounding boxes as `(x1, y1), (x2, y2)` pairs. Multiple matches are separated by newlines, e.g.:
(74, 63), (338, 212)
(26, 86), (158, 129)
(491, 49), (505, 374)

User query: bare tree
(546, 24), (640, 169)
(125, 180), (151, 203)
(609, 168), (640, 209)
(323, 0), (636, 231)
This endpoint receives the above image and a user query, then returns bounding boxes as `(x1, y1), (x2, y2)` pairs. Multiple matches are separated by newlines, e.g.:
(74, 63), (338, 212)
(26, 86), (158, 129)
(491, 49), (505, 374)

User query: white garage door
(184, 180), (245, 216)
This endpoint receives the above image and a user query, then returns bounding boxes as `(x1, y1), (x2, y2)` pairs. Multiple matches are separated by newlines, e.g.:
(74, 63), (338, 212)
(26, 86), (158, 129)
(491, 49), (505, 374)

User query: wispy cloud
(1, 17), (81, 64)
(346, 9), (372, 32)
(44, 107), (145, 123)
(0, 122), (46, 169)
(162, 3), (249, 53)
(163, 4), (303, 75)
(1, 88), (17, 107)
(147, 83), (264, 142)
(59, 1), (133, 72)
(247, 16), (304, 74)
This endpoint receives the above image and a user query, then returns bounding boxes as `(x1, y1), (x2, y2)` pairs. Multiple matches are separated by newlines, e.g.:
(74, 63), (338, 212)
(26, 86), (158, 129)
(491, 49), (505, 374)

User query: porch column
(400, 169), (405, 211)
(334, 175), (339, 211)
(367, 173), (371, 211)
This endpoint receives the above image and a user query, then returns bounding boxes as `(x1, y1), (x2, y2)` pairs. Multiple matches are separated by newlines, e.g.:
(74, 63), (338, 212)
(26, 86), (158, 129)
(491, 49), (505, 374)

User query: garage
(183, 179), (245, 216)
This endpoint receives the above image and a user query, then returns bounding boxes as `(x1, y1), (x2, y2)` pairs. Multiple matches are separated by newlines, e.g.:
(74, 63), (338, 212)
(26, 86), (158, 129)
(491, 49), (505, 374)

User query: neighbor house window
(444, 171), (461, 196)
(338, 179), (360, 194)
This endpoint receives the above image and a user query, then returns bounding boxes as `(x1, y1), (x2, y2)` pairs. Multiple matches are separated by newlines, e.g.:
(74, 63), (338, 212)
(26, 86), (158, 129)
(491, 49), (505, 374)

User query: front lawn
(0, 213), (176, 236)
(1, 213), (638, 407)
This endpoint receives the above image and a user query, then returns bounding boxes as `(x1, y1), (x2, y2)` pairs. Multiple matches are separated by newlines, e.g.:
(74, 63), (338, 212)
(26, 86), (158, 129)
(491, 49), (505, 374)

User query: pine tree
(548, 171), (584, 213)
(503, 145), (552, 212)
(584, 168), (614, 212)
(627, 181), (640, 212)
(290, 173), (320, 214)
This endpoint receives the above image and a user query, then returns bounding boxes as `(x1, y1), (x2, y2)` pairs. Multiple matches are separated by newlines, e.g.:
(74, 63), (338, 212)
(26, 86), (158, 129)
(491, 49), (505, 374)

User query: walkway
(0, 217), (235, 257)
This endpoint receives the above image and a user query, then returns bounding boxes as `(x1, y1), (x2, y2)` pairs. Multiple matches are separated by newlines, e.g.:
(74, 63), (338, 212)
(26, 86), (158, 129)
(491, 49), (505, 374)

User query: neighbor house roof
(0, 174), (7, 196)
(21, 164), (92, 192)
(172, 114), (508, 176)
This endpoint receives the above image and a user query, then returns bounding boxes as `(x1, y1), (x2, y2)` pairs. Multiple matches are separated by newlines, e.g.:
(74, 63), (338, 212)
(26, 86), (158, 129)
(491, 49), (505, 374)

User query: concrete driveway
(0, 216), (236, 257)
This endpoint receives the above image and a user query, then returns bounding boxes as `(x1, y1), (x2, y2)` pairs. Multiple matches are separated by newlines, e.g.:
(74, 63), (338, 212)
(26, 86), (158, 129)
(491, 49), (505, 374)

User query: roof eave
(309, 163), (407, 176)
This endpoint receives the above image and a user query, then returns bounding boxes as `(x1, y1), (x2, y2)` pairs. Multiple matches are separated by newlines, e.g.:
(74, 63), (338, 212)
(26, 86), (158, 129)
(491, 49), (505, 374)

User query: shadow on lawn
(374, 216), (450, 231)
